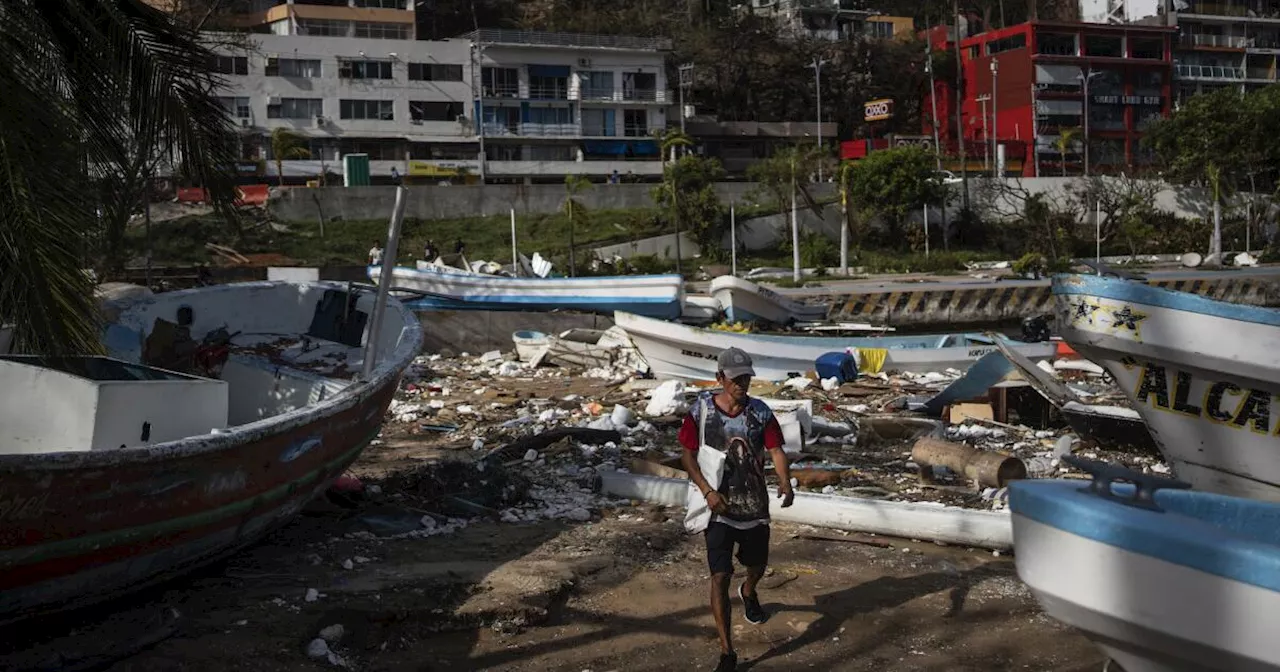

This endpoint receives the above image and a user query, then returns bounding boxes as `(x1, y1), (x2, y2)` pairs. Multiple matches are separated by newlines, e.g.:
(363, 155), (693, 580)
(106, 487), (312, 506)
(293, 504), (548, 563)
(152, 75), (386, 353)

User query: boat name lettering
(1133, 362), (1276, 434)
(681, 349), (718, 361)
(967, 347), (996, 358)
(0, 489), (51, 522)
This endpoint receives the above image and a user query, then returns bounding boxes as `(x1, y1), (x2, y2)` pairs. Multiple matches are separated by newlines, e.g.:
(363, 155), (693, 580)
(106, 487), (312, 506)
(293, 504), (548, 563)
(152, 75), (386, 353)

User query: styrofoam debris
(306, 638), (330, 659)
(645, 380), (688, 417)
(783, 376), (812, 391)
(304, 588), (320, 603)
(524, 449), (540, 462)
(319, 624), (346, 642)
(610, 404), (636, 427)
(820, 376), (840, 391)
(480, 350), (503, 362)
(341, 558), (354, 570)
(587, 416), (615, 432)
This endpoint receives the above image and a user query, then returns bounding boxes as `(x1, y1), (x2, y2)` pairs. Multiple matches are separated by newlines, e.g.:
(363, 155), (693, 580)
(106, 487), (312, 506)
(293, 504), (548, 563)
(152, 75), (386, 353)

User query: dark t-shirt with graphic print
(678, 392), (784, 524)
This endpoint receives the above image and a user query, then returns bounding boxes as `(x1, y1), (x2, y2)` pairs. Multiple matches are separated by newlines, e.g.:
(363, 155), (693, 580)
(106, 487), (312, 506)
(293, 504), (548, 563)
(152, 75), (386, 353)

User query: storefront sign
(864, 99), (894, 122)
(1092, 95), (1162, 106)
(407, 161), (465, 177)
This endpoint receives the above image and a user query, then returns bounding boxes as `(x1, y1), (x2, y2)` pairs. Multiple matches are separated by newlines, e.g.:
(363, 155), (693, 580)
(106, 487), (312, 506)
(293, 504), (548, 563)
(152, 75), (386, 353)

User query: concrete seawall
(821, 276), (1280, 327)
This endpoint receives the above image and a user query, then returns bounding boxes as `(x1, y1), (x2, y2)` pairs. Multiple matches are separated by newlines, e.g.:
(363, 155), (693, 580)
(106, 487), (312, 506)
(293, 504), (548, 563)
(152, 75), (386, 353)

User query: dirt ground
(3, 446), (1101, 672)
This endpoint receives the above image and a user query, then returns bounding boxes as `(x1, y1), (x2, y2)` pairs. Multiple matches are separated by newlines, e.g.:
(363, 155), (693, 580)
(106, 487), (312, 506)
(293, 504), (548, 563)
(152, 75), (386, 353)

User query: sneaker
(739, 584), (768, 624)
(712, 652), (738, 672)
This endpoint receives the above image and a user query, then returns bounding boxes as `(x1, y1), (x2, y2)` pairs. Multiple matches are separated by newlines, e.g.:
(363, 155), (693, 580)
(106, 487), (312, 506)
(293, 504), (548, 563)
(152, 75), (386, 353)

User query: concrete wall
(968, 176), (1218, 222)
(269, 182), (825, 222)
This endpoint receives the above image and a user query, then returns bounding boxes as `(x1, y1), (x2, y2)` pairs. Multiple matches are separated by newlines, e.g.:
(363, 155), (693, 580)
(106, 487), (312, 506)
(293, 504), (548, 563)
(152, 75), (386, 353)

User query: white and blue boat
(1010, 456), (1280, 672)
(1052, 273), (1280, 501)
(710, 275), (829, 325)
(614, 311), (1056, 382)
(368, 263), (684, 319)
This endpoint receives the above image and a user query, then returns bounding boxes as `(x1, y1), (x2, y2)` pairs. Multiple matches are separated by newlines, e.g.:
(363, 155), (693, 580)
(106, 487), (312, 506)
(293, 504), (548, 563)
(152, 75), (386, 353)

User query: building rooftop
(461, 29), (672, 52)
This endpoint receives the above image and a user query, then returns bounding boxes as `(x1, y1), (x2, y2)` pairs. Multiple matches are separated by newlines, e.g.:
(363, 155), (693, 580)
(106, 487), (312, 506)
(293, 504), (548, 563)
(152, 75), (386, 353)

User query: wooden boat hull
(614, 311), (1056, 382)
(369, 264), (684, 319)
(1011, 478), (1280, 671)
(710, 276), (828, 325)
(1053, 273), (1280, 500)
(0, 281), (421, 623)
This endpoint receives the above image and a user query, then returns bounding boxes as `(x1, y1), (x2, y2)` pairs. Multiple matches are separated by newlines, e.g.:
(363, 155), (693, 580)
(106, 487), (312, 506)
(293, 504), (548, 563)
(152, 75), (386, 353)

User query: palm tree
(1055, 128), (1081, 177)
(655, 128), (693, 275)
(270, 128), (311, 187)
(837, 161), (854, 275)
(1206, 161), (1223, 264)
(1, 0), (242, 354)
(563, 174), (591, 277)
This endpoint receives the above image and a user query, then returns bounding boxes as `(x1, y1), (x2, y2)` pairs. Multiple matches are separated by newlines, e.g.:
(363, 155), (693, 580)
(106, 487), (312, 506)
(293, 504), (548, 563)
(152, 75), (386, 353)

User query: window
(1085, 34), (1124, 58)
(623, 109), (649, 136)
(528, 106), (573, 126)
(581, 108), (615, 136)
(217, 96), (251, 119)
(580, 71), (614, 99)
(486, 145), (522, 161)
(297, 19), (346, 36)
(339, 59), (393, 79)
(211, 55), (249, 75)
(1136, 104), (1165, 130)
(408, 62), (464, 81)
(267, 98), (323, 119)
(528, 145), (575, 161)
(866, 20), (895, 39)
(528, 75), (569, 99)
(409, 101), (464, 121)
(482, 67), (520, 97)
(267, 58), (322, 78)
(354, 0), (403, 7)
(1134, 70), (1163, 95)
(1130, 37), (1163, 59)
(1037, 32), (1077, 56)
(338, 139), (402, 161)
(622, 72), (658, 100)
(1088, 102), (1126, 130)
(340, 99), (395, 120)
(966, 45), (980, 59)
(411, 142), (475, 160)
(987, 33), (1027, 55)
(481, 106), (520, 134)
(353, 21), (409, 39)
(1089, 68), (1123, 96)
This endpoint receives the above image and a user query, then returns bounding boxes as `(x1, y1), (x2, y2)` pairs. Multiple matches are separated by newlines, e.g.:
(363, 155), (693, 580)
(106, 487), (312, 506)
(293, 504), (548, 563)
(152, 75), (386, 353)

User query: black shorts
(704, 521), (770, 575)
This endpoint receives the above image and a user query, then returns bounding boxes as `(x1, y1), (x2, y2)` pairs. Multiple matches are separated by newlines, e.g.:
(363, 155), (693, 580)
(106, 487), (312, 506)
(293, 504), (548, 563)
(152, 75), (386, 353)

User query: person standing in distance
(680, 347), (794, 672)
(368, 240), (383, 266)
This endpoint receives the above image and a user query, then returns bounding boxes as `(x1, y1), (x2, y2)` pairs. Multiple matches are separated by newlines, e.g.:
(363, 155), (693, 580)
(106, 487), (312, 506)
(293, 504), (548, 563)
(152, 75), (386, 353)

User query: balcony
(1176, 63), (1246, 79)
(1179, 1), (1280, 20)
(463, 29), (672, 51)
(577, 88), (672, 104)
(623, 124), (661, 138)
(481, 122), (581, 138)
(1247, 68), (1278, 80)
(481, 84), (521, 99)
(1180, 34), (1250, 48)
(581, 124), (617, 137)
(485, 159), (664, 177)
(528, 85), (570, 100)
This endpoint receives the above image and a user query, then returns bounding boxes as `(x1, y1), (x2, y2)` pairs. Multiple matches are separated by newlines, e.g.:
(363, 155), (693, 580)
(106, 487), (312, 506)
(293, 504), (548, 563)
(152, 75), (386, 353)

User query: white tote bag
(684, 397), (726, 534)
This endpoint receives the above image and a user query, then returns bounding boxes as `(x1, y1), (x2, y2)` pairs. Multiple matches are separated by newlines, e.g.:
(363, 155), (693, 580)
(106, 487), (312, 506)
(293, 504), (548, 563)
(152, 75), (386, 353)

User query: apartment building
(739, 0), (913, 41)
(226, 0), (418, 39)
(209, 29), (672, 184)
(1160, 0), (1280, 102)
(469, 30), (674, 182)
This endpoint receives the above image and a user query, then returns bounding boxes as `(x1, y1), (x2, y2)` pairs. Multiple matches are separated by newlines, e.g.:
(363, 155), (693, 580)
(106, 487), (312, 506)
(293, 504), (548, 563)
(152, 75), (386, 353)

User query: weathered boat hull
(369, 264), (684, 319)
(1011, 478), (1280, 671)
(0, 281), (422, 623)
(1053, 273), (1280, 500)
(710, 276), (828, 325)
(614, 311), (1055, 382)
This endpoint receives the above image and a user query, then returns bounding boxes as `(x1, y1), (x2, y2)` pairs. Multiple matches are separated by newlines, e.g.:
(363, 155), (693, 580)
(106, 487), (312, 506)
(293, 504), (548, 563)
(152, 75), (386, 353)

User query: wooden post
(911, 437), (1027, 489)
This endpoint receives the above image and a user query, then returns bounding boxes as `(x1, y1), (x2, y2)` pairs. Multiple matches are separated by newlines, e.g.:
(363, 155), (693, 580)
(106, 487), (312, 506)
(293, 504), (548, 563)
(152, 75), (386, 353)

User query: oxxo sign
(864, 98), (894, 121)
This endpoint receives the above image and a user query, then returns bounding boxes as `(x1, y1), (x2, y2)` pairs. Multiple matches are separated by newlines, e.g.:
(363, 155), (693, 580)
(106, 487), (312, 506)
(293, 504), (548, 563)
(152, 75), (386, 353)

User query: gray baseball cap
(717, 347), (756, 379)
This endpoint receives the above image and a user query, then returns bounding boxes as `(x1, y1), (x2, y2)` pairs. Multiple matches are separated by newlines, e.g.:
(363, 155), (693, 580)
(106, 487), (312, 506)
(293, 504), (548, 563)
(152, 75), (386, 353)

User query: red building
(867, 20), (1176, 176)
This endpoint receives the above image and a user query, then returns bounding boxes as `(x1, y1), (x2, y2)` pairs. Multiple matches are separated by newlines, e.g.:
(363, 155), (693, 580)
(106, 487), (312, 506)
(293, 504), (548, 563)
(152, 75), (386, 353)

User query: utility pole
(471, 39), (487, 183)
(953, 0), (970, 213)
(811, 57), (828, 181)
(977, 95), (989, 170)
(678, 63), (694, 135)
(926, 46), (942, 171)
(991, 57), (999, 177)
(1080, 67), (1100, 177)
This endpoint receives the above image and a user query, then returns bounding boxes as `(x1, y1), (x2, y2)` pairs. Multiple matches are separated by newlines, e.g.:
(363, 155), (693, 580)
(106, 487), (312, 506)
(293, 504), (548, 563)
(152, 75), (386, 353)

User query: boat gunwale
(0, 280), (423, 470)
(1051, 272), (1280, 328)
(614, 311), (994, 349)
(371, 264), (684, 286)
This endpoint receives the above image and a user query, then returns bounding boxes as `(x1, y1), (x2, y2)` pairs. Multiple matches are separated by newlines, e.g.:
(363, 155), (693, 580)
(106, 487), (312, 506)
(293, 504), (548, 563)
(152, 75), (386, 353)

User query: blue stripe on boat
(1051, 273), (1280, 328)
(1010, 479), (1280, 594)
(370, 265), (683, 284)
(403, 295), (681, 319)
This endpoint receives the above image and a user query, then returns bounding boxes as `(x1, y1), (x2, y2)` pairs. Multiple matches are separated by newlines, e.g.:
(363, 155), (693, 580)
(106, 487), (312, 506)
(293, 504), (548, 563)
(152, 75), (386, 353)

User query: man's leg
(736, 525), (771, 625)
(705, 523), (736, 656)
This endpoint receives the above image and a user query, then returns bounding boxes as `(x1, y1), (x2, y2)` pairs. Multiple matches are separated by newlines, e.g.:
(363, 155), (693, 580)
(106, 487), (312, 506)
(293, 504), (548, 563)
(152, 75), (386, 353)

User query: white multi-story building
(208, 27), (672, 184)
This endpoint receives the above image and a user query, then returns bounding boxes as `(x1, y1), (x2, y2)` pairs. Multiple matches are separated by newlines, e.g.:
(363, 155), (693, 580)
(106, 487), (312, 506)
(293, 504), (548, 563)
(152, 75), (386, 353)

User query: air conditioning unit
(578, 57), (592, 68)
(268, 96), (282, 105)
(313, 115), (326, 127)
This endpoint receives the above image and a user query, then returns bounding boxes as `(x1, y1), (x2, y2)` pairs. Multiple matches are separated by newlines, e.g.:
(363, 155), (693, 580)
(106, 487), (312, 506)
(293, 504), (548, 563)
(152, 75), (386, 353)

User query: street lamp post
(990, 57), (999, 176)
(925, 47), (942, 171)
(678, 63), (694, 136)
(976, 95), (990, 169)
(811, 57), (828, 181)
(1079, 67), (1101, 176)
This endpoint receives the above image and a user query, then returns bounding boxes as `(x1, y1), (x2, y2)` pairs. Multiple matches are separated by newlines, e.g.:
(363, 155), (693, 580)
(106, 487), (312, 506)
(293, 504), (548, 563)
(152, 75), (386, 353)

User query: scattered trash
(306, 638), (330, 659)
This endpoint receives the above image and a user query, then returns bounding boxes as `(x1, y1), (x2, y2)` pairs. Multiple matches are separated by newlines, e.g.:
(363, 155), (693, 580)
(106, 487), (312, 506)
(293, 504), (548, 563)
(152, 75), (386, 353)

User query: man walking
(680, 347), (794, 672)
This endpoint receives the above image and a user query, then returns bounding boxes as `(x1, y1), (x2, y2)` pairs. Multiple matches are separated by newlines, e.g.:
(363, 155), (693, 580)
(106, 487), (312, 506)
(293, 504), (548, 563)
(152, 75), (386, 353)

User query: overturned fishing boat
(709, 276), (829, 325)
(614, 311), (1056, 382)
(369, 263), (684, 320)
(1053, 273), (1280, 500)
(0, 281), (421, 623)
(1011, 456), (1280, 671)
